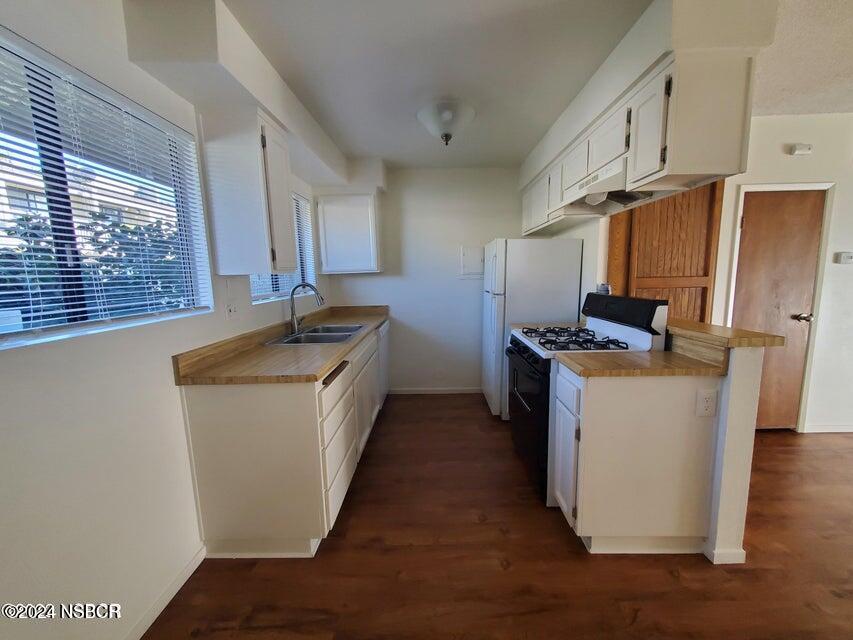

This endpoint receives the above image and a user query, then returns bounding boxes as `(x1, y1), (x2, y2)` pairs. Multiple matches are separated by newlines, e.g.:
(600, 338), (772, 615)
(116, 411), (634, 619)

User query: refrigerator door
(483, 239), (506, 295)
(481, 291), (505, 416)
(503, 238), (583, 327)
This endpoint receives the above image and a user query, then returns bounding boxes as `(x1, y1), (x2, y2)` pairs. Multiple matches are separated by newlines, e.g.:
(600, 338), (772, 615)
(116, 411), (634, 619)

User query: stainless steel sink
(304, 324), (363, 334)
(270, 333), (352, 345)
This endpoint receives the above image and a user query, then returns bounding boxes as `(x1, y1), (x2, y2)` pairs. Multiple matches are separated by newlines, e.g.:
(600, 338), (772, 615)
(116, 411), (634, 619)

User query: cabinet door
(553, 399), (579, 528)
(529, 175), (549, 229)
(367, 352), (381, 425)
(521, 189), (533, 232)
(353, 366), (371, 457)
(587, 105), (630, 173)
(547, 164), (562, 212)
(258, 113), (297, 272)
(318, 194), (380, 273)
(627, 70), (670, 184)
(561, 141), (588, 192)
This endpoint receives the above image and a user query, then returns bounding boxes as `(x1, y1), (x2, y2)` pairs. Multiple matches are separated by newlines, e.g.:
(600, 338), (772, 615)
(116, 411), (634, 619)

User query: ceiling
(224, 0), (651, 169)
(752, 0), (853, 115)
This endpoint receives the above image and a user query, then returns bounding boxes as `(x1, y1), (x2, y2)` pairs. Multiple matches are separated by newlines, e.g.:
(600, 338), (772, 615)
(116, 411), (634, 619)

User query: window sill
(251, 291), (315, 306)
(0, 306), (213, 351)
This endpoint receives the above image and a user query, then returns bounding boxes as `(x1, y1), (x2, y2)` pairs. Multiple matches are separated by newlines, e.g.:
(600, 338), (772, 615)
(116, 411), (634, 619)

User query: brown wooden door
(607, 181), (723, 321)
(732, 190), (824, 430)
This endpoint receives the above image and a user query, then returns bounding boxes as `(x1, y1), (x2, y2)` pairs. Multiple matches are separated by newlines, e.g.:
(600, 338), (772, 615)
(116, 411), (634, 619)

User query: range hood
(562, 156), (653, 213)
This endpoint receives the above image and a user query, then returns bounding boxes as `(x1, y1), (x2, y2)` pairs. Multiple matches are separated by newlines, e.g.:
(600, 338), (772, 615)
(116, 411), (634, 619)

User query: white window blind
(0, 37), (212, 344)
(250, 194), (316, 302)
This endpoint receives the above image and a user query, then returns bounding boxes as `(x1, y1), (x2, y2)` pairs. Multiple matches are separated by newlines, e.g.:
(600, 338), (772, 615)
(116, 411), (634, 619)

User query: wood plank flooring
(144, 394), (853, 639)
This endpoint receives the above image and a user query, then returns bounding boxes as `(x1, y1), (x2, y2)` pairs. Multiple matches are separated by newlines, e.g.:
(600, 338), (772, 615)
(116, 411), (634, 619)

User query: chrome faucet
(289, 282), (325, 335)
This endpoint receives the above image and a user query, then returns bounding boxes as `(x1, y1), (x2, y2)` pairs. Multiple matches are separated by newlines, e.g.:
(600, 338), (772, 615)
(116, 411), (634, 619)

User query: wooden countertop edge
(173, 306), (389, 385)
(667, 319), (785, 348)
(555, 352), (725, 378)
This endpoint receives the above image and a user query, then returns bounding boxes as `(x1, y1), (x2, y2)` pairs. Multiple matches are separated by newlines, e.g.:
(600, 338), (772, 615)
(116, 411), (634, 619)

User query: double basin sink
(269, 324), (363, 345)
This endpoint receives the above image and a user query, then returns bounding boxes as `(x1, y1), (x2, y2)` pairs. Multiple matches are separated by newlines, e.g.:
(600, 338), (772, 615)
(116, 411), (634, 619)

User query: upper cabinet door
(587, 105), (630, 174)
(521, 189), (533, 232)
(258, 113), (297, 272)
(561, 141), (588, 192)
(529, 175), (549, 229)
(547, 164), (562, 212)
(626, 70), (671, 184)
(318, 194), (381, 273)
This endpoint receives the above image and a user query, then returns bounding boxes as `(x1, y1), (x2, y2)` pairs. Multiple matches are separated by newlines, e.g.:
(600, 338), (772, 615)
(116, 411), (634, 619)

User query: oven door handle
(512, 369), (533, 413)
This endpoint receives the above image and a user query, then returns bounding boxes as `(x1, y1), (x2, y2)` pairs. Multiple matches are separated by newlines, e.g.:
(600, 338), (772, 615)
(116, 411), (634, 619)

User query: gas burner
(522, 326), (595, 340)
(537, 334), (629, 352)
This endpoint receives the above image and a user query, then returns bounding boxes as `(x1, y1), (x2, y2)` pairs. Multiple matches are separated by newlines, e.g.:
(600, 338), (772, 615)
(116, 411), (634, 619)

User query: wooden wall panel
(626, 180), (723, 322)
(606, 211), (632, 296)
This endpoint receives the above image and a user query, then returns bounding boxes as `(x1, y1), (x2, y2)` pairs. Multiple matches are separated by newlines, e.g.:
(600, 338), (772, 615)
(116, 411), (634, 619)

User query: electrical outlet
(696, 389), (718, 417)
(224, 278), (238, 320)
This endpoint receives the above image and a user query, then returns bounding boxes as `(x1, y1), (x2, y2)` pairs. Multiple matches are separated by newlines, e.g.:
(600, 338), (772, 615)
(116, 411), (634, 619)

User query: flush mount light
(417, 99), (475, 146)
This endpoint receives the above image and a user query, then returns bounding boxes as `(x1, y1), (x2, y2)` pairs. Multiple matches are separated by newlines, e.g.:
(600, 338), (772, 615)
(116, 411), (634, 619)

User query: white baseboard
(124, 544), (206, 640)
(389, 387), (482, 395)
(704, 547), (746, 564)
(802, 424), (853, 433)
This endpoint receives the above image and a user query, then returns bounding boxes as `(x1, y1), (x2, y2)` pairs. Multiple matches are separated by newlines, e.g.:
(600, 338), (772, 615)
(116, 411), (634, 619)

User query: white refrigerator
(481, 238), (584, 418)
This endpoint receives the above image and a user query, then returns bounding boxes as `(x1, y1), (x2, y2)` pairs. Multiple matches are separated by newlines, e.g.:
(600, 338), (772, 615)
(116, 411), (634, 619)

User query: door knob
(791, 313), (814, 322)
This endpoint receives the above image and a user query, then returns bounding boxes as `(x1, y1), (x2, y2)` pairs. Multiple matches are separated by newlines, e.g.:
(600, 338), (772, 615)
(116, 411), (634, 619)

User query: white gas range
(510, 294), (669, 358)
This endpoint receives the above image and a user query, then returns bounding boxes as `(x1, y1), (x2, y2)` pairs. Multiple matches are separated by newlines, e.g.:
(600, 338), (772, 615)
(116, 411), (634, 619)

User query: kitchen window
(0, 35), (212, 347)
(249, 193), (316, 303)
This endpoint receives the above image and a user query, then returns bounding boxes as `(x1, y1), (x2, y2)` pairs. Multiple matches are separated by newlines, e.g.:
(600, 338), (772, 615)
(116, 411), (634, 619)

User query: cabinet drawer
(318, 361), (353, 419)
(326, 439), (358, 529)
(321, 386), (354, 447)
(323, 405), (357, 487)
(556, 373), (581, 415)
(350, 333), (378, 377)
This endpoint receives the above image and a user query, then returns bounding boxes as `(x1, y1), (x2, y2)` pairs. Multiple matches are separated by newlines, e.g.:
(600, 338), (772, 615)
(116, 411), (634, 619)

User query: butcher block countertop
(556, 350), (726, 378)
(667, 319), (784, 348)
(172, 306), (389, 385)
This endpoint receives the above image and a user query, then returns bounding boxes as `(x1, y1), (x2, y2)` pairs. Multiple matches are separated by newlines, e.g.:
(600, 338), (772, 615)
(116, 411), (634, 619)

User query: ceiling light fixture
(417, 99), (475, 146)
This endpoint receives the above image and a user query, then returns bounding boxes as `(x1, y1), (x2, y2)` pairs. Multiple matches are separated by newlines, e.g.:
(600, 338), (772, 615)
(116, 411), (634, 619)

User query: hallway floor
(144, 394), (853, 639)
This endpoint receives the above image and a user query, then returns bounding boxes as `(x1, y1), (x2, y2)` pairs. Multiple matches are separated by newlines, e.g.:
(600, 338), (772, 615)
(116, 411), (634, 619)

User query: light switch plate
(834, 251), (853, 265)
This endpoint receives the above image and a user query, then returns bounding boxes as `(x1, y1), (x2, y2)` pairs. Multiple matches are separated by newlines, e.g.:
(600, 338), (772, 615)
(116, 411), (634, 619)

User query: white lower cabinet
(553, 398), (579, 528)
(377, 320), (390, 407)
(551, 363), (721, 555)
(182, 326), (386, 557)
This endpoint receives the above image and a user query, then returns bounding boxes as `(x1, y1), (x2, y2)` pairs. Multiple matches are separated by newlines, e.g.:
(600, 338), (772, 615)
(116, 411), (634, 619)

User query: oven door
(505, 346), (550, 500)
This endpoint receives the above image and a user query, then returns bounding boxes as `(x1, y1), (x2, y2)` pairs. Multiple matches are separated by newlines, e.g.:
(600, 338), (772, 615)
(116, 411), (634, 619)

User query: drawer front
(351, 333), (378, 377)
(323, 405), (357, 487)
(318, 361), (353, 419)
(326, 439), (358, 529)
(321, 386), (354, 447)
(556, 373), (581, 416)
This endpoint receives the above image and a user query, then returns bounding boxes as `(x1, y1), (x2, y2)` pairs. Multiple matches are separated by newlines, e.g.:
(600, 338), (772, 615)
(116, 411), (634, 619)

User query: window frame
(250, 192), (317, 305)
(0, 28), (213, 350)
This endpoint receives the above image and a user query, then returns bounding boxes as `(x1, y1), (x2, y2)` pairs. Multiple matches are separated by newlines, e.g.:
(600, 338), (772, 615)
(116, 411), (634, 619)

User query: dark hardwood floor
(144, 394), (853, 639)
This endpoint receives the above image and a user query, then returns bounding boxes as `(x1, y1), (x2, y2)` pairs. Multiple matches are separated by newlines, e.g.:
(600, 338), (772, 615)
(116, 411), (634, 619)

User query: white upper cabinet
(258, 112), (298, 271)
(317, 193), (382, 273)
(202, 108), (297, 275)
(587, 104), (631, 174)
(529, 174), (549, 229)
(626, 70), (670, 185)
(547, 165), (562, 213)
(561, 141), (588, 193)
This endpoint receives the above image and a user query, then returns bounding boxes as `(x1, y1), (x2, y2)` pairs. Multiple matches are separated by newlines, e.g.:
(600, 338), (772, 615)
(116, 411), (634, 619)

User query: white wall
(0, 2), (315, 638)
(713, 113), (853, 432)
(555, 218), (609, 307)
(328, 169), (520, 393)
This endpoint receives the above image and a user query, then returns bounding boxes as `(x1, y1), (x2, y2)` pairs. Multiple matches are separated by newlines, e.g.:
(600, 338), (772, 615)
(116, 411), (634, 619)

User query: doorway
(730, 189), (827, 430)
